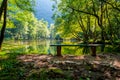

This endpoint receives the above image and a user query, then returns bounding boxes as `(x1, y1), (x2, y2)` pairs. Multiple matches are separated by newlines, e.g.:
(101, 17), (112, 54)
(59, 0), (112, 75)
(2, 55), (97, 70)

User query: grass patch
(0, 51), (25, 80)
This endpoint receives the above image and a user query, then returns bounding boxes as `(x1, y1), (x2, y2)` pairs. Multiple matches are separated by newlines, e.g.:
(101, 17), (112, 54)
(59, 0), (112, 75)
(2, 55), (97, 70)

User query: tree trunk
(0, 0), (7, 50)
(0, 0), (5, 20)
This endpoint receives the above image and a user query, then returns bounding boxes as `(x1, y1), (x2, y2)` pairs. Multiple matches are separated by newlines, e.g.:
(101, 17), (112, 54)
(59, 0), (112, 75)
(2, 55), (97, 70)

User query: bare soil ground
(17, 53), (120, 80)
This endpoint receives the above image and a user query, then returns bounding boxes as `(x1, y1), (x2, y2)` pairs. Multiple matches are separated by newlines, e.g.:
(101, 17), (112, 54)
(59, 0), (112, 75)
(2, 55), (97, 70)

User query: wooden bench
(50, 44), (103, 57)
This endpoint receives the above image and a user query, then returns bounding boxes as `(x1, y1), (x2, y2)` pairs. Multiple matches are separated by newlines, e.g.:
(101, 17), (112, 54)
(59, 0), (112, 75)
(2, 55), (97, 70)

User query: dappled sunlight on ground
(17, 54), (120, 69)
(17, 53), (120, 80)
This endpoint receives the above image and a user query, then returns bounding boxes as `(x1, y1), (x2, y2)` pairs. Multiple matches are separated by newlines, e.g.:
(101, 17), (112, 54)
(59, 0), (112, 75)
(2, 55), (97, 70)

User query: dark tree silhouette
(0, 0), (7, 50)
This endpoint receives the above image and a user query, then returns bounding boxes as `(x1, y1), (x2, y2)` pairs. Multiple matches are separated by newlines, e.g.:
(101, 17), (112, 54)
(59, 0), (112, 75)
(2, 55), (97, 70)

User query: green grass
(0, 51), (25, 80)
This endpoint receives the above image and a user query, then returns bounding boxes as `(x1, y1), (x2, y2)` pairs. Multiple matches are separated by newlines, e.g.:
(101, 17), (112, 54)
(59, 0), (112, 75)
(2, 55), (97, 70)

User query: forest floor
(0, 52), (120, 80)
(17, 53), (120, 80)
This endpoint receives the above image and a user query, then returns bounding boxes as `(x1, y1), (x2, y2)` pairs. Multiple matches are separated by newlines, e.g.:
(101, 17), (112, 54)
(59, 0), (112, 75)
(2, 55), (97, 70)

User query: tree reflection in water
(2, 40), (88, 55)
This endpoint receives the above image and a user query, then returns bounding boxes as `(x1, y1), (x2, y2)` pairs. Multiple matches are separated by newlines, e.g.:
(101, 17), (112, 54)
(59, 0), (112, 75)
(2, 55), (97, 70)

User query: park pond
(1, 40), (102, 55)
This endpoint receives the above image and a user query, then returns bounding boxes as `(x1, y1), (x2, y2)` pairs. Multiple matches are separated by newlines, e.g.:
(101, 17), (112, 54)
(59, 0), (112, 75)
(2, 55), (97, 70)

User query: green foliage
(5, 11), (49, 40)
(51, 0), (120, 52)
(53, 0), (120, 44)
(0, 0), (50, 40)
(14, 0), (35, 11)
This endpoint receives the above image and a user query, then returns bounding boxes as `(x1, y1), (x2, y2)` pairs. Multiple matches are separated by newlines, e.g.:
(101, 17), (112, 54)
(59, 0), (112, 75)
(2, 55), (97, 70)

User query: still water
(2, 40), (95, 55)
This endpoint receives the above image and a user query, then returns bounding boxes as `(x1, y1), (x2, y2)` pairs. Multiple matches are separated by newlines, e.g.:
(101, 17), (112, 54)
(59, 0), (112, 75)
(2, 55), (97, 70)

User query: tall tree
(0, 0), (7, 50)
(53, 0), (120, 52)
(0, 0), (35, 50)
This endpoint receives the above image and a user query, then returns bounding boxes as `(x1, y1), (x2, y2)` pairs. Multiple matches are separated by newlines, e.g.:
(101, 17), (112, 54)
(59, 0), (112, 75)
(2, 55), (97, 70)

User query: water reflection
(2, 40), (92, 55)
(3, 40), (51, 54)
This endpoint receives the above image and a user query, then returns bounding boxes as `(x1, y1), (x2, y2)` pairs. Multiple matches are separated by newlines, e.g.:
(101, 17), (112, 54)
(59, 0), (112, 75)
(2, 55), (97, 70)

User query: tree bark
(0, 0), (7, 50)
(0, 0), (5, 20)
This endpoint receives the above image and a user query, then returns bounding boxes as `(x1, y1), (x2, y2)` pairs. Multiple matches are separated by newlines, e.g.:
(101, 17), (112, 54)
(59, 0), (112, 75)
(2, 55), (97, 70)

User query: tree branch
(103, 0), (120, 12)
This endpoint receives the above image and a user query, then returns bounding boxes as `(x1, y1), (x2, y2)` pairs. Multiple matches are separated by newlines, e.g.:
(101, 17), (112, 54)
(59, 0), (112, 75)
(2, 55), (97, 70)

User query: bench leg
(56, 46), (62, 56)
(91, 46), (96, 57)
